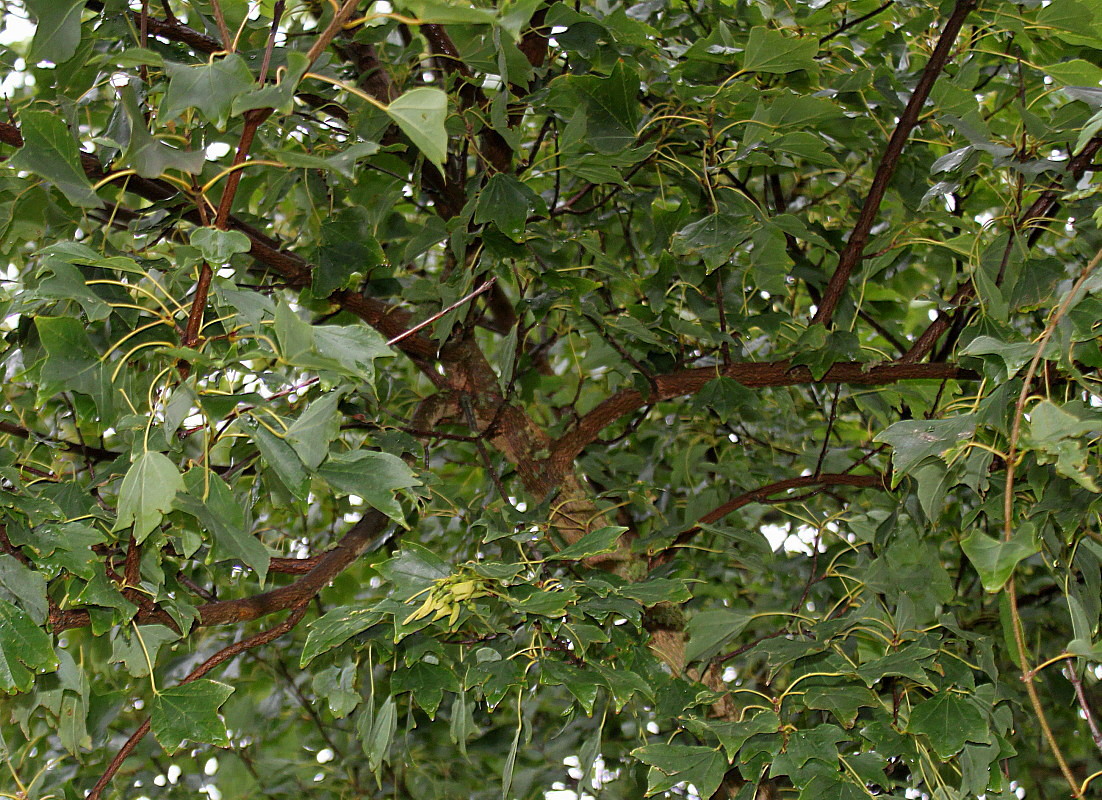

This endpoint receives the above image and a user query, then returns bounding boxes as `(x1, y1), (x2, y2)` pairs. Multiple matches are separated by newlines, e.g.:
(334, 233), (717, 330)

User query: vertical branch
(1001, 249), (1102, 799)
(1065, 659), (1102, 756)
(184, 1), (287, 348)
(812, 0), (977, 328)
(209, 0), (233, 53)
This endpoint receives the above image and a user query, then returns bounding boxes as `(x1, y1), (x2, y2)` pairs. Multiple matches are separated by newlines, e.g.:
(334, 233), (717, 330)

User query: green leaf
(1026, 401), (1102, 490)
(697, 712), (780, 761)
(118, 83), (207, 178)
(285, 392), (343, 470)
(317, 451), (421, 525)
(273, 302), (393, 380)
(959, 336), (1044, 380)
(400, 0), (497, 24)
(190, 228), (252, 264)
(671, 205), (756, 270)
(109, 625), (179, 677)
(742, 27), (818, 74)
(24, 522), (105, 579)
(376, 544), (450, 599)
(393, 661), (460, 717)
(177, 468), (270, 581)
(11, 110), (101, 208)
(161, 55), (257, 128)
(684, 608), (753, 664)
(632, 743), (727, 799)
(618, 577), (692, 606)
(547, 525), (627, 561)
(312, 206), (387, 296)
(25, 0), (84, 64)
(250, 420), (310, 500)
(475, 174), (531, 241)
(34, 261), (111, 321)
(114, 452), (186, 542)
(361, 696), (397, 770)
(803, 685), (880, 728)
(907, 692), (990, 759)
(874, 416), (976, 481)
(798, 773), (869, 800)
(301, 605), (385, 666)
(35, 315), (101, 398)
(551, 62), (641, 153)
(856, 644), (937, 687)
(1042, 58), (1102, 88)
(0, 597), (58, 694)
(0, 556), (49, 625)
(232, 52), (310, 116)
(386, 87), (449, 171)
(149, 680), (235, 754)
(960, 530), (1038, 593)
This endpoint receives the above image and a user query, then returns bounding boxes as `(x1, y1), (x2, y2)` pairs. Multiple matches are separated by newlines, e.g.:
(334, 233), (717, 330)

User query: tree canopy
(2, 0), (1102, 797)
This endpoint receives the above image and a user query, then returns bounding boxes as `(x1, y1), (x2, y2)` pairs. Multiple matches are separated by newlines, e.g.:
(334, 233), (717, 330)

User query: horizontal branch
(50, 510), (391, 633)
(677, 473), (887, 545)
(0, 420), (117, 462)
(552, 361), (974, 464)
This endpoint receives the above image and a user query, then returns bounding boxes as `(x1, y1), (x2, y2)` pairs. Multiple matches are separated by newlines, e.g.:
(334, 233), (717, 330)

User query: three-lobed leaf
(114, 452), (186, 542)
(149, 680), (235, 754)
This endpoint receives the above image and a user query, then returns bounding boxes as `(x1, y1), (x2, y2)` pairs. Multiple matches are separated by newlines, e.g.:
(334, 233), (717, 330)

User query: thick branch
(86, 1), (223, 54)
(552, 361), (974, 464)
(0, 120), (441, 369)
(813, 0), (977, 327)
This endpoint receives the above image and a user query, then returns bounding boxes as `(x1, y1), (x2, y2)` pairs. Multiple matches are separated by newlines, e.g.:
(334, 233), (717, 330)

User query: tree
(1, 0), (1102, 796)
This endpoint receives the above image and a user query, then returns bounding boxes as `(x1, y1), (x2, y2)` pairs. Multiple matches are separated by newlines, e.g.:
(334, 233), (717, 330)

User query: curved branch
(552, 361), (974, 464)
(676, 473), (887, 546)
(50, 510), (391, 633)
(87, 603), (310, 800)
(813, 0), (977, 328)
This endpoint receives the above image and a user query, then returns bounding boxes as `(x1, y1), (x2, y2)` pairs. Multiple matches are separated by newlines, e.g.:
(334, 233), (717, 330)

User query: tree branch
(87, 603), (310, 799)
(50, 510), (391, 633)
(673, 473), (887, 547)
(901, 134), (1102, 362)
(552, 361), (975, 464)
(812, 0), (977, 328)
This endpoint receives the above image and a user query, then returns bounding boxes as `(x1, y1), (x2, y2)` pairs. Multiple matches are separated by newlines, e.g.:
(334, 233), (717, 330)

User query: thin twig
(387, 278), (497, 346)
(209, 0), (233, 52)
(820, 1), (894, 43)
(1001, 247), (1102, 798)
(1065, 659), (1102, 755)
(814, 385), (842, 476)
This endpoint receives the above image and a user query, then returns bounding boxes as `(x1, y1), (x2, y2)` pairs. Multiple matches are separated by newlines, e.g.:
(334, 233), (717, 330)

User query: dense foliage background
(2, 0), (1102, 797)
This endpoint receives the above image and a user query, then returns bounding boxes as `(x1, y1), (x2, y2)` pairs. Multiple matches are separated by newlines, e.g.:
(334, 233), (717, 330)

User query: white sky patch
(0, 6), (33, 48)
(206, 141), (233, 160)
